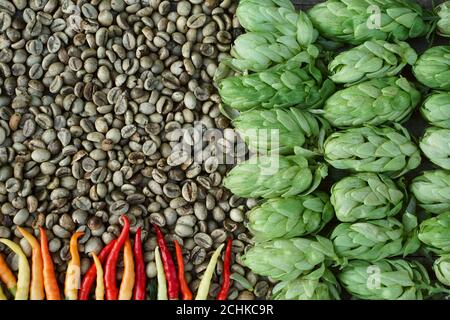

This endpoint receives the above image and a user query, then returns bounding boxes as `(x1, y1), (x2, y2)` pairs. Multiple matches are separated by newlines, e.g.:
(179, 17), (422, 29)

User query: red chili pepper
(104, 215), (130, 300)
(133, 227), (146, 300)
(153, 224), (179, 300)
(216, 238), (232, 300)
(78, 239), (117, 300)
(174, 240), (193, 300)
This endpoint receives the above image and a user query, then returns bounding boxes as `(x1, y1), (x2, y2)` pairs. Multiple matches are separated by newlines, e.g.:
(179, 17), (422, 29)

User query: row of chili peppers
(0, 215), (233, 300)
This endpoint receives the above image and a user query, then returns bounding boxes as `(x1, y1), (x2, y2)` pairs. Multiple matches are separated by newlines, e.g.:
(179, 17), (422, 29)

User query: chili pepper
(0, 253), (17, 296)
(17, 227), (44, 300)
(78, 239), (116, 300)
(174, 240), (192, 300)
(195, 243), (224, 300)
(39, 227), (61, 300)
(153, 224), (179, 299)
(155, 246), (168, 300)
(133, 227), (146, 300)
(0, 284), (6, 300)
(91, 253), (104, 300)
(118, 237), (135, 300)
(64, 232), (84, 300)
(104, 215), (130, 300)
(0, 239), (30, 300)
(216, 238), (232, 300)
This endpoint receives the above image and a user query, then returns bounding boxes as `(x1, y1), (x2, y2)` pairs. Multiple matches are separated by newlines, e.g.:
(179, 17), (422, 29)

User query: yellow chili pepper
(17, 227), (44, 300)
(0, 253), (17, 296)
(64, 232), (84, 300)
(118, 238), (135, 300)
(0, 285), (7, 300)
(0, 239), (30, 300)
(155, 246), (168, 300)
(195, 243), (224, 300)
(91, 253), (104, 300)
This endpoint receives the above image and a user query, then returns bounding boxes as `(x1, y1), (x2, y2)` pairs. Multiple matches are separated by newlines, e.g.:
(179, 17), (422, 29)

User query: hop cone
(331, 213), (420, 261)
(420, 127), (450, 170)
(410, 170), (450, 215)
(236, 0), (318, 47)
(323, 124), (421, 177)
(338, 259), (434, 300)
(241, 236), (340, 281)
(413, 46), (450, 90)
(218, 52), (336, 111)
(420, 92), (450, 129)
(331, 173), (405, 222)
(307, 0), (429, 45)
(437, 1), (450, 37)
(233, 108), (330, 155)
(418, 212), (450, 254)
(223, 151), (328, 199)
(434, 254), (450, 287)
(247, 193), (334, 242)
(328, 40), (417, 85)
(230, 11), (319, 72)
(272, 265), (340, 300)
(322, 77), (420, 128)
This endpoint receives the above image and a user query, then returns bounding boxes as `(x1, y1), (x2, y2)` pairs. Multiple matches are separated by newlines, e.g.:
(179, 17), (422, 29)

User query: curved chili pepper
(155, 246), (168, 300)
(91, 253), (104, 300)
(195, 243), (224, 300)
(78, 239), (116, 300)
(64, 232), (84, 300)
(174, 240), (193, 300)
(17, 227), (44, 300)
(133, 227), (146, 300)
(216, 238), (232, 300)
(0, 239), (30, 300)
(0, 284), (6, 300)
(104, 215), (130, 300)
(153, 224), (179, 300)
(118, 237), (135, 300)
(0, 253), (17, 296)
(39, 227), (61, 300)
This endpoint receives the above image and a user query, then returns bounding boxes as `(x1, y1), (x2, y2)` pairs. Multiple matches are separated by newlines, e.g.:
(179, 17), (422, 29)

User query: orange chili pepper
(64, 232), (84, 300)
(174, 240), (193, 300)
(39, 227), (61, 300)
(91, 253), (104, 300)
(0, 253), (17, 296)
(17, 227), (45, 300)
(118, 237), (135, 300)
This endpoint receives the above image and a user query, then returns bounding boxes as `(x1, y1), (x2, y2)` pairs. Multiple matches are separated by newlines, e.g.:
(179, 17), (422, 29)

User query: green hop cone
(437, 1), (450, 37)
(338, 259), (436, 300)
(418, 212), (450, 254)
(233, 108), (330, 155)
(413, 46), (450, 90)
(321, 77), (420, 128)
(331, 213), (420, 261)
(434, 254), (450, 287)
(330, 173), (404, 222)
(410, 170), (450, 215)
(218, 52), (336, 111)
(420, 92), (450, 129)
(328, 40), (417, 85)
(223, 151), (328, 199)
(323, 124), (421, 177)
(307, 0), (429, 45)
(230, 11), (319, 72)
(241, 236), (340, 281)
(247, 193), (334, 242)
(272, 265), (340, 300)
(420, 127), (450, 170)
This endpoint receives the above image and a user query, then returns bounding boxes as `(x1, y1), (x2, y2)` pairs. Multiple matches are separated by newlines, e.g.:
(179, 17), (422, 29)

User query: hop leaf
(410, 170), (450, 215)
(420, 92), (450, 129)
(413, 46), (450, 90)
(433, 254), (450, 287)
(323, 124), (421, 177)
(419, 127), (450, 170)
(322, 77), (420, 128)
(418, 212), (450, 254)
(436, 1), (450, 38)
